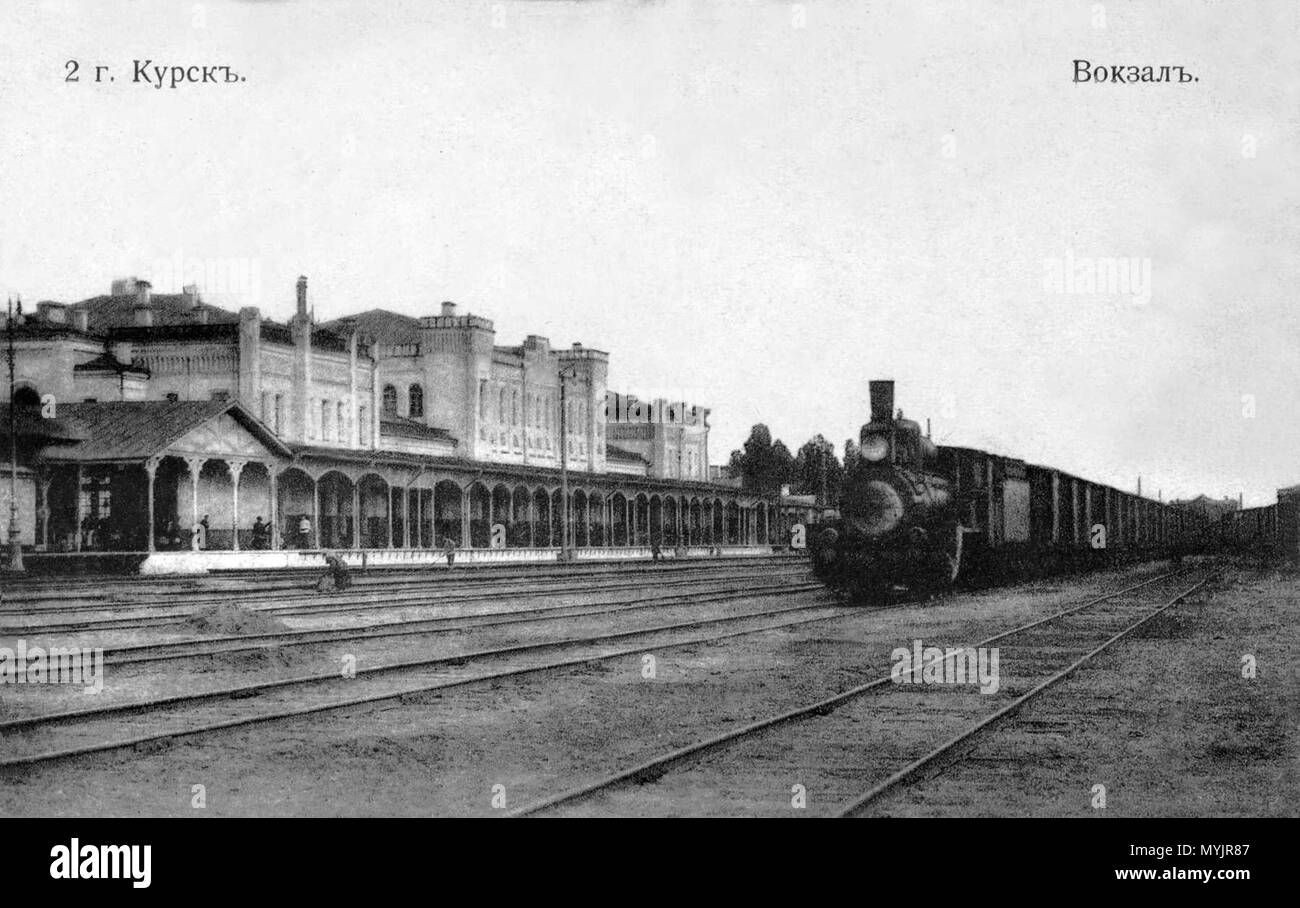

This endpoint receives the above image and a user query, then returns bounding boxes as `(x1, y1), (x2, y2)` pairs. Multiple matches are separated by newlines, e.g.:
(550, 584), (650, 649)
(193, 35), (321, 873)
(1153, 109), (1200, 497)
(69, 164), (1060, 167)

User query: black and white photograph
(0, 0), (1292, 885)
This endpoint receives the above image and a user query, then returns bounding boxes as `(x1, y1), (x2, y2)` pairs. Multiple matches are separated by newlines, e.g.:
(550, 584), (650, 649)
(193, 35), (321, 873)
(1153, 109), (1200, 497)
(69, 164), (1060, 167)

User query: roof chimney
(133, 305), (153, 327)
(181, 284), (200, 310)
(869, 380), (895, 423)
(296, 275), (308, 318)
(72, 309), (89, 332)
(440, 301), (458, 318)
(136, 280), (152, 307)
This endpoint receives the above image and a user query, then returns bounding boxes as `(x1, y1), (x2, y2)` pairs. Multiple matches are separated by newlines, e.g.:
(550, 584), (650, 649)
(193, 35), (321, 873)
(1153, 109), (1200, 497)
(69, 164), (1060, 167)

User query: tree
(792, 434), (844, 505)
(727, 424), (794, 495)
(843, 438), (859, 472)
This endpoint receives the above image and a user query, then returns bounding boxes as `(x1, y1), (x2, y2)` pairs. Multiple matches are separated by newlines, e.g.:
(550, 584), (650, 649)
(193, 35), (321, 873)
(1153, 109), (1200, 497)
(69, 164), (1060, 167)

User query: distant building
(779, 485), (837, 535)
(604, 392), (709, 481)
(1170, 494), (1239, 521)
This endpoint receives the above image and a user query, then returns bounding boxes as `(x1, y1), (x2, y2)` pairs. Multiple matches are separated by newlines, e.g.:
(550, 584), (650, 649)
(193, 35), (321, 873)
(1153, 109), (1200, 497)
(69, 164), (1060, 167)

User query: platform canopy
(37, 399), (291, 465)
(24, 399), (292, 553)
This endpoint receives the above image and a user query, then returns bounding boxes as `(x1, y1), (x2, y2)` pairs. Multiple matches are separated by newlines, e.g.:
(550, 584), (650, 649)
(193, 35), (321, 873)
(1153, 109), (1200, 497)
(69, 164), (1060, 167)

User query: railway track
(0, 582), (846, 769)
(83, 575), (818, 667)
(0, 554), (807, 609)
(1, 561), (812, 636)
(507, 567), (1213, 817)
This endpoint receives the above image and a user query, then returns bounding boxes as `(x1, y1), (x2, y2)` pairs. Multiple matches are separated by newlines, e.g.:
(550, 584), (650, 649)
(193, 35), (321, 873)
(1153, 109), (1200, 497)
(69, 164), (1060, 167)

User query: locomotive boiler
(809, 381), (964, 599)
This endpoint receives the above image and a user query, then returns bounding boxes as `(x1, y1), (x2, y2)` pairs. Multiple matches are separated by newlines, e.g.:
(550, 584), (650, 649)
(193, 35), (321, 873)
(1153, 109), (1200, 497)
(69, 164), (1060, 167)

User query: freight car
(808, 380), (1213, 600)
(1217, 486), (1300, 560)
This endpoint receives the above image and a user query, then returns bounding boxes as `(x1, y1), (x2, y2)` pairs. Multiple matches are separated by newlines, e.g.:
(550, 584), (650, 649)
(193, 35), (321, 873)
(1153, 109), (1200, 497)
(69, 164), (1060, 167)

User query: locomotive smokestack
(869, 380), (895, 423)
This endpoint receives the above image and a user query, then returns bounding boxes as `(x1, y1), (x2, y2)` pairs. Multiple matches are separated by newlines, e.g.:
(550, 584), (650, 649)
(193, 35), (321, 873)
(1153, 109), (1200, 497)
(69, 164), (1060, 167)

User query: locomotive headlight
(860, 434), (890, 462)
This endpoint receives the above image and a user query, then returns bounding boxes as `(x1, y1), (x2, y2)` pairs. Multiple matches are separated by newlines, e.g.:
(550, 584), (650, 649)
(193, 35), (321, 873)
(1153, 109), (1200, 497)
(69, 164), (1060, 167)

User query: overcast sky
(2, 0), (1296, 505)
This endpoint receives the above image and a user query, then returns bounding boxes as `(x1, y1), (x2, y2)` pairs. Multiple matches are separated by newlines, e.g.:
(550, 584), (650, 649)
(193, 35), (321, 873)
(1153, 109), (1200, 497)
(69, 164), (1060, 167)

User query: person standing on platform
(299, 514), (312, 549)
(443, 536), (457, 570)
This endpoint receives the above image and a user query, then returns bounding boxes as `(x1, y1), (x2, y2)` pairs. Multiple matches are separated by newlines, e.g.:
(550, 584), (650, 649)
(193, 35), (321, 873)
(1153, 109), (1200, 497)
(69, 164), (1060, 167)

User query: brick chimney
(296, 275), (308, 319)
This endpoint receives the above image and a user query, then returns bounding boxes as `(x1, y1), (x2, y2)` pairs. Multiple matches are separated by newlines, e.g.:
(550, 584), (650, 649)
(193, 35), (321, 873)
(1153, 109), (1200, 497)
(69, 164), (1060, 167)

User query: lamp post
(7, 296), (25, 573)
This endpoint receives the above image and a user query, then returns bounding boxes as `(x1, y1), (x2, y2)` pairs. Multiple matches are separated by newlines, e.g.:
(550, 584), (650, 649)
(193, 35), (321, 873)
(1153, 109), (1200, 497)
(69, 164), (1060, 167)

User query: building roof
(72, 293), (239, 332)
(36, 399), (292, 462)
(606, 444), (649, 464)
(379, 415), (456, 443)
(321, 309), (422, 345)
(0, 405), (90, 445)
(71, 352), (151, 377)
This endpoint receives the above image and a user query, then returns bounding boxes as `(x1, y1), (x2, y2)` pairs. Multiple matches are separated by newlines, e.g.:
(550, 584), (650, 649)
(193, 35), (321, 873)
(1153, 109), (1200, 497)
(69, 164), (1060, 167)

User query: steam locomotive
(808, 380), (1212, 600)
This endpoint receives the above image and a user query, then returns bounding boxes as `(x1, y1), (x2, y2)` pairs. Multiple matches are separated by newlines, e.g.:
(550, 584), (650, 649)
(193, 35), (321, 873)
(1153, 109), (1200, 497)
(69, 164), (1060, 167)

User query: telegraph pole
(7, 296), (25, 573)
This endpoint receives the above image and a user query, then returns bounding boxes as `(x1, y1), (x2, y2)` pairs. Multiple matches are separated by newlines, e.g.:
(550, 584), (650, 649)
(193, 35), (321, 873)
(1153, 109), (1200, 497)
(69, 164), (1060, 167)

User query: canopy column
(269, 468), (280, 549)
(229, 460), (245, 551)
(184, 457), (204, 547)
(145, 457), (159, 552)
(352, 481), (361, 549)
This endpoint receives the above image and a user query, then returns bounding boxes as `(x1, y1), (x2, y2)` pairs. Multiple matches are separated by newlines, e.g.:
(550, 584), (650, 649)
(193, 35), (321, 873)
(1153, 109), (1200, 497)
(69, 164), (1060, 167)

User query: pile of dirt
(183, 604), (288, 636)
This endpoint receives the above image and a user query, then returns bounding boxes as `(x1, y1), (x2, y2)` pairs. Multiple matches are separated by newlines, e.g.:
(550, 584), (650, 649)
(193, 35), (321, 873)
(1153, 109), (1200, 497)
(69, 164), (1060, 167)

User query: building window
(274, 394), (283, 435)
(321, 399), (330, 441)
(337, 401), (346, 443)
(382, 384), (397, 417)
(260, 392), (268, 422)
(359, 405), (368, 445)
(409, 384), (424, 419)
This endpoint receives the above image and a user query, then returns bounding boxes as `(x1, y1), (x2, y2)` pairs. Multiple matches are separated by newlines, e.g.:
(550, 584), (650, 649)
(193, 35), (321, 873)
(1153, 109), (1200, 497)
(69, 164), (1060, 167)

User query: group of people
(151, 515), (275, 551)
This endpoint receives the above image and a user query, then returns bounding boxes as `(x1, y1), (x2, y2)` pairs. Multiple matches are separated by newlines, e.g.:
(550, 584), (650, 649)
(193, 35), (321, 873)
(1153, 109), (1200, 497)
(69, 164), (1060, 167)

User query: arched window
(408, 383), (424, 418)
(382, 384), (397, 417)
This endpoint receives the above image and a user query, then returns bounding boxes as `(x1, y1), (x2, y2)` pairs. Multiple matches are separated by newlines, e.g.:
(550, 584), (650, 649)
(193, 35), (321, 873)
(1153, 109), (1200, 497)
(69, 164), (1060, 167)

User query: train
(808, 380), (1222, 600)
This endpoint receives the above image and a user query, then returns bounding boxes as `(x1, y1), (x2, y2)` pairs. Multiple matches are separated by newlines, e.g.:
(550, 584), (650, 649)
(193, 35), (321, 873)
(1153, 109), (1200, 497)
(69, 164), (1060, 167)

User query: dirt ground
(860, 560), (1298, 817)
(0, 560), (1290, 817)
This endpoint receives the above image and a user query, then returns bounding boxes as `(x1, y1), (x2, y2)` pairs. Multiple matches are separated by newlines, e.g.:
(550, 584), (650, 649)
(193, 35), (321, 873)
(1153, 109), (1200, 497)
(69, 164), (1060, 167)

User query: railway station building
(0, 276), (777, 573)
